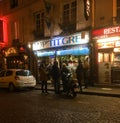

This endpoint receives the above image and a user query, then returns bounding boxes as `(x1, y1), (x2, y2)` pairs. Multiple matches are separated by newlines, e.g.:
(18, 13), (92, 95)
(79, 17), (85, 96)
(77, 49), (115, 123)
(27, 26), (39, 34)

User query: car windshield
(16, 70), (32, 76)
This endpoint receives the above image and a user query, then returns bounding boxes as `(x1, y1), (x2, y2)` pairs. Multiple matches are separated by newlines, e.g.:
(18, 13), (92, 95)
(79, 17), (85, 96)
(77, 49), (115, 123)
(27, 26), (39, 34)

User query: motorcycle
(63, 72), (80, 98)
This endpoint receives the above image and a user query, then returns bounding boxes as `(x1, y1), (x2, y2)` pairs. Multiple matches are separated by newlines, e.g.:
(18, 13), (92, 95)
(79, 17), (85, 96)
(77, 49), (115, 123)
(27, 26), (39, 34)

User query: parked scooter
(63, 72), (79, 98)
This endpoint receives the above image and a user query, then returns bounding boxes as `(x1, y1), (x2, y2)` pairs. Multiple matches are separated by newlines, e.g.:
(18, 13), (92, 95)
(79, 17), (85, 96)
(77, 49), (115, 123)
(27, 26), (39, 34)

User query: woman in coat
(39, 63), (48, 93)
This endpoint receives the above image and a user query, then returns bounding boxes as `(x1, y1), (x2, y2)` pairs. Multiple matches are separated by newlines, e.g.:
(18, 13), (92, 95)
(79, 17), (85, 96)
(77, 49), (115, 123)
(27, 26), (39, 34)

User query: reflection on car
(0, 69), (36, 91)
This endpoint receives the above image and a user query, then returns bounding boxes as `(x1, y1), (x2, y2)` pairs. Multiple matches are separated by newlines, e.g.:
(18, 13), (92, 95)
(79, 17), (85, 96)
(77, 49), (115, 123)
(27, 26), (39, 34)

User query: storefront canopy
(57, 47), (89, 56)
(36, 45), (89, 57)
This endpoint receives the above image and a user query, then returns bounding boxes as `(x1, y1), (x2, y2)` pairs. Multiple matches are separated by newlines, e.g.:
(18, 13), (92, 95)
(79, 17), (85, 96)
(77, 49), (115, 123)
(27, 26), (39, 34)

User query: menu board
(98, 42), (114, 49)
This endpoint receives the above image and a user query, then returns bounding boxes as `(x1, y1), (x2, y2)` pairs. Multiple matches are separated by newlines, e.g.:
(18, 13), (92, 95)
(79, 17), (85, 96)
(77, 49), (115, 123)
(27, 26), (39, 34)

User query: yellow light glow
(111, 53), (114, 62)
(114, 48), (120, 52)
(98, 53), (103, 62)
(97, 36), (120, 43)
(28, 43), (31, 49)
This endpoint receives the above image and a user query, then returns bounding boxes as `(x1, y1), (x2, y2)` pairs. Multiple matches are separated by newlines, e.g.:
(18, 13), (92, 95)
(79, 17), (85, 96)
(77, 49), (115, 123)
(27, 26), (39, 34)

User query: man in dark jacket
(61, 63), (69, 92)
(76, 60), (84, 92)
(51, 61), (61, 94)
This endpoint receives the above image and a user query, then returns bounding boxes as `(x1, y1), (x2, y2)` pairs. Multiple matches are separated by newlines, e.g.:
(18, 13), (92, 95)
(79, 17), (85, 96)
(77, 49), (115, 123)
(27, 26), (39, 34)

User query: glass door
(98, 52), (111, 84)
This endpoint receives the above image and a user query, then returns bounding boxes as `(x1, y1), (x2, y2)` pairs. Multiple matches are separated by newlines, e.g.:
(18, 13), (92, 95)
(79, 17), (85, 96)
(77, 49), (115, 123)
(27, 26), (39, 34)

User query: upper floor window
(10, 0), (18, 9)
(33, 11), (44, 39)
(84, 0), (91, 20)
(117, 0), (120, 22)
(63, 0), (76, 24)
(35, 12), (44, 32)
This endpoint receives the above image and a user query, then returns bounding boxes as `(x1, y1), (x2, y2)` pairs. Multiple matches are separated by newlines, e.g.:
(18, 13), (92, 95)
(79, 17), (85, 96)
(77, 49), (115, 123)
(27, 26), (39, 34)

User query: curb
(81, 91), (120, 98)
(34, 86), (120, 98)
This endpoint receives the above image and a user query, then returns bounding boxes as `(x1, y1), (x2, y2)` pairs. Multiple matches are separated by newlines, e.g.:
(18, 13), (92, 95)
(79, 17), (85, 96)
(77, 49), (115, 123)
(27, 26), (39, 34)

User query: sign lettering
(32, 32), (89, 50)
(92, 26), (120, 38)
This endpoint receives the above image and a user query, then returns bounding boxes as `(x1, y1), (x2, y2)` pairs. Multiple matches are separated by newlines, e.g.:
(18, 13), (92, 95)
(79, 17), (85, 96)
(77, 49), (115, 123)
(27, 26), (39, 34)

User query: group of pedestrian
(39, 60), (61, 94)
(39, 58), (89, 94)
(76, 58), (90, 92)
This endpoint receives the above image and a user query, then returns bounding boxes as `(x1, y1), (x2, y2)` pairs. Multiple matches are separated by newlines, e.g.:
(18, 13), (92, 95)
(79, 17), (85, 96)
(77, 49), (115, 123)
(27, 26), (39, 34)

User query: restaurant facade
(92, 25), (120, 85)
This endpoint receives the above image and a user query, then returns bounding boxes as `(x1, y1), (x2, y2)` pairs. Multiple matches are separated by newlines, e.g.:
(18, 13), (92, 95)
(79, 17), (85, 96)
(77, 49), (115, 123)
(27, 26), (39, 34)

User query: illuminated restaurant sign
(92, 26), (120, 38)
(98, 42), (114, 49)
(32, 32), (89, 50)
(4, 47), (18, 57)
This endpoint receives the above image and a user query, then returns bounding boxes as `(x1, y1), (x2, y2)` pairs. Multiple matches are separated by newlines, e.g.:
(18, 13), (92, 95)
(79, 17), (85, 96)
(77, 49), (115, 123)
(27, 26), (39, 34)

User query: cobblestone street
(0, 89), (120, 123)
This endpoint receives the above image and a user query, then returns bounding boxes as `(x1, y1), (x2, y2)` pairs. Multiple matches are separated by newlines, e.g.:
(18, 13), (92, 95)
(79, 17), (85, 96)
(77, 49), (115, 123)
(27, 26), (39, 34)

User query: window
(84, 0), (91, 20)
(34, 12), (44, 32)
(16, 70), (32, 76)
(63, 1), (76, 24)
(6, 71), (13, 76)
(117, 0), (120, 22)
(10, 0), (18, 9)
(0, 71), (5, 77)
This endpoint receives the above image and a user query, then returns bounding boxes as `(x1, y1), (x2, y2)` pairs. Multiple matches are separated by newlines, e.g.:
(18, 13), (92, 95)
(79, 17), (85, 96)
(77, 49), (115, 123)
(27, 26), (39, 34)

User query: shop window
(104, 53), (109, 62)
(98, 53), (111, 63)
(98, 53), (103, 62)
(10, 0), (18, 8)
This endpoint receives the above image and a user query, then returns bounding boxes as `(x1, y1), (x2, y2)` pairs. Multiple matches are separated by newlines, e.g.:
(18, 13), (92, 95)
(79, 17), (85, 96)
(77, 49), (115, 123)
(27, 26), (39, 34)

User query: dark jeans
(84, 77), (88, 88)
(77, 78), (82, 92)
(53, 79), (60, 94)
(62, 79), (68, 92)
(41, 81), (48, 92)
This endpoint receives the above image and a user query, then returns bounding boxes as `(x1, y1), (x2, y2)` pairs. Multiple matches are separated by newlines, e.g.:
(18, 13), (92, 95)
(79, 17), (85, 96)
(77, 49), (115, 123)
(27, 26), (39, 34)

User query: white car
(0, 69), (36, 91)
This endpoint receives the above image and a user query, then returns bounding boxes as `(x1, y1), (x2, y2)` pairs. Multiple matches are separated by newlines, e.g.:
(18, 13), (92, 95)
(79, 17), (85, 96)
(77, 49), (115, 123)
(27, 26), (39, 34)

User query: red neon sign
(0, 18), (8, 48)
(92, 26), (120, 38)
(0, 20), (3, 42)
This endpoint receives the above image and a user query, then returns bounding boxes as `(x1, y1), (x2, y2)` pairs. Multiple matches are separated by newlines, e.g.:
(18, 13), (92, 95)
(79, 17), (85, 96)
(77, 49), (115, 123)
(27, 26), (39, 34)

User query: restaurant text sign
(92, 26), (120, 38)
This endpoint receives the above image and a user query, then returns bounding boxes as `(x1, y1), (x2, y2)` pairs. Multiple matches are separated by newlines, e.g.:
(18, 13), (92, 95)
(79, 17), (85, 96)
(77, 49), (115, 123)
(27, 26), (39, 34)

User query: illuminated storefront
(3, 46), (29, 69)
(29, 31), (90, 78)
(92, 26), (120, 84)
(0, 18), (9, 70)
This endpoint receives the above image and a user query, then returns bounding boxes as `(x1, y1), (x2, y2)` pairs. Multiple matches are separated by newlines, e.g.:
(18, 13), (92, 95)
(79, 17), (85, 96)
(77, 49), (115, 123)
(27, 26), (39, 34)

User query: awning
(57, 47), (89, 56)
(35, 44), (89, 57)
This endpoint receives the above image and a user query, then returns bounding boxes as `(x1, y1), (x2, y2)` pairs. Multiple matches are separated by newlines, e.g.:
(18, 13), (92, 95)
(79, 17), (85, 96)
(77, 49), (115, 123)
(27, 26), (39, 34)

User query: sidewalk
(35, 83), (120, 97)
(82, 86), (120, 97)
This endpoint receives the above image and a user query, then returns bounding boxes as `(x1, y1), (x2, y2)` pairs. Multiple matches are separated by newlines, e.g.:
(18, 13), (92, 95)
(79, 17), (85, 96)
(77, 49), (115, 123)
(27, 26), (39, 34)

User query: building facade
(92, 0), (120, 85)
(0, 0), (46, 78)
(0, 0), (92, 83)
(1, 0), (120, 86)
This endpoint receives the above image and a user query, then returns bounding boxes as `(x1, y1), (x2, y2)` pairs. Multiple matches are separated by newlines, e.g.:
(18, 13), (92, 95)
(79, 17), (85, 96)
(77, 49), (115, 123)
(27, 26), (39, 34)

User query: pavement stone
(35, 83), (120, 97)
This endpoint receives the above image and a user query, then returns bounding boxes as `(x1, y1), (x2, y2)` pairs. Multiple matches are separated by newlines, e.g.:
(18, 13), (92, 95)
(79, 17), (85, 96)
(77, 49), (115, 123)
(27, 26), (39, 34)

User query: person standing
(83, 57), (90, 88)
(76, 60), (84, 92)
(61, 63), (69, 92)
(46, 61), (53, 79)
(39, 63), (48, 94)
(51, 61), (61, 94)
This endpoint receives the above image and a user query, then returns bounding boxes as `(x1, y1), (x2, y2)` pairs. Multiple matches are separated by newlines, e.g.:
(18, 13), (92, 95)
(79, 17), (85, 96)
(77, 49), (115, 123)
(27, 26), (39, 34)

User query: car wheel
(9, 83), (15, 92)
